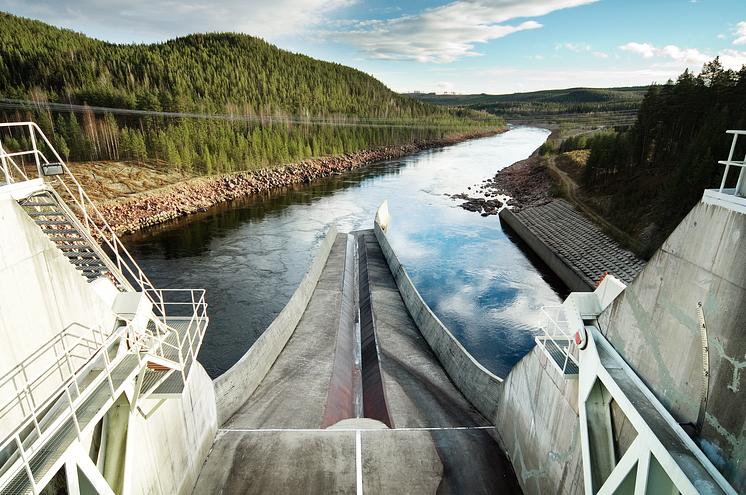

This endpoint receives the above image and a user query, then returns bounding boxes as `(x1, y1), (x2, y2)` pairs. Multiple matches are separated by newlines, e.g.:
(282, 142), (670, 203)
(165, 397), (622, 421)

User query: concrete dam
(0, 122), (744, 494)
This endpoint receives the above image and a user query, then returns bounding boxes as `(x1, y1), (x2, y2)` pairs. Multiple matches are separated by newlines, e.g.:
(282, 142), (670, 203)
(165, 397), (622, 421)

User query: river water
(121, 126), (566, 379)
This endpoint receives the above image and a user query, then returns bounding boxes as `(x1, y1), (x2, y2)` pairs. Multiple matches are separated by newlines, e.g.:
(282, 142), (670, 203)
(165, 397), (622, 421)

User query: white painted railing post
(15, 435), (37, 495)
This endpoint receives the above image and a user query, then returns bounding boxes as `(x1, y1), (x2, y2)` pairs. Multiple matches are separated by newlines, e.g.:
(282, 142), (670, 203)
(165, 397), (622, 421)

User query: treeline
(0, 13), (503, 171)
(407, 87), (646, 120)
(560, 58), (746, 240)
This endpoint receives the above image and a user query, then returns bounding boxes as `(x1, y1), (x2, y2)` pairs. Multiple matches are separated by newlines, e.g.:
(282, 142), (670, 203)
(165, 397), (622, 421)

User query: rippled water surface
(122, 127), (566, 378)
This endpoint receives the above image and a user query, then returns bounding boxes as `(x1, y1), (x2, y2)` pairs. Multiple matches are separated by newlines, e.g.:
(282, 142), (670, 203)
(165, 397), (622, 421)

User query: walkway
(193, 230), (521, 494)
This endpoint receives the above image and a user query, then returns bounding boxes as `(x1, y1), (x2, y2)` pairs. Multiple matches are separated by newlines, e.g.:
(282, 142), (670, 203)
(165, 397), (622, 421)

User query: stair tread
(33, 220), (74, 226)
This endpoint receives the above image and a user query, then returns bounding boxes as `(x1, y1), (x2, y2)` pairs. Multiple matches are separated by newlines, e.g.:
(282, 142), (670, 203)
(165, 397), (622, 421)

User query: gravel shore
(454, 128), (558, 215)
(95, 129), (506, 235)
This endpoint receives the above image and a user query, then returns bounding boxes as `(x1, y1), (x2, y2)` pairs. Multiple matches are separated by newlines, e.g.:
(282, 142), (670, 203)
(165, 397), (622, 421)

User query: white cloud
(619, 42), (656, 59)
(734, 21), (746, 45)
(620, 41), (746, 71)
(0, 0), (356, 43)
(719, 49), (746, 70)
(564, 42), (590, 52)
(658, 45), (712, 65)
(326, 0), (600, 63)
(593, 51), (608, 58)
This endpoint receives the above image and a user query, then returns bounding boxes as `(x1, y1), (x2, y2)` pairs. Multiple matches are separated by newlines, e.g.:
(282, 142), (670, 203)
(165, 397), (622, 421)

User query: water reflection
(122, 127), (565, 378)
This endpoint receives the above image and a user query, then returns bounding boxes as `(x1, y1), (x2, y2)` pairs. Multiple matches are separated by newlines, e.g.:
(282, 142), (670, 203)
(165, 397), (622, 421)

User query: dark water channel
(121, 126), (567, 379)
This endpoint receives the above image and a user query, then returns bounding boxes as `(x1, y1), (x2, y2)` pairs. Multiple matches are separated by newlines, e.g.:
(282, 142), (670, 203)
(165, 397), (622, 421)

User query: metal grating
(540, 337), (579, 376)
(109, 354), (140, 391)
(152, 372), (184, 396)
(139, 370), (171, 396)
(19, 192), (113, 284)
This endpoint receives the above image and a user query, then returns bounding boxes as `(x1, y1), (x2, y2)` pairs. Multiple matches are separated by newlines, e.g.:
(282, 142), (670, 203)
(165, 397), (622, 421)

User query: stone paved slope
(513, 199), (646, 287)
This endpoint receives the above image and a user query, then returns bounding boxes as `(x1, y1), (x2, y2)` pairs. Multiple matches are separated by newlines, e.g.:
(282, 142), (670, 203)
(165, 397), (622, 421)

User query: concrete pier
(193, 229), (522, 494)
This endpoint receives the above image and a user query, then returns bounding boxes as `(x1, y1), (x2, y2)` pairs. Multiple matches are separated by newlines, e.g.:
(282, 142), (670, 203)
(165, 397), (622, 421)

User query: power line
(0, 98), (500, 130)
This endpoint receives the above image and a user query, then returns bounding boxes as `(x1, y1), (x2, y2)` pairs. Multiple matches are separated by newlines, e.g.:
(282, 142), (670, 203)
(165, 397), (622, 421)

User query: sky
(1, 0), (745, 95)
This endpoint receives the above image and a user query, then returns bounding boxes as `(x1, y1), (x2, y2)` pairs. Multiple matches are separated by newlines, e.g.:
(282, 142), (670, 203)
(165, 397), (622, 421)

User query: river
(121, 126), (566, 379)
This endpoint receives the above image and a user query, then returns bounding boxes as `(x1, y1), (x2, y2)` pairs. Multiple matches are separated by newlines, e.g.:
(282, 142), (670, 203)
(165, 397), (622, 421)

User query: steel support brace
(547, 275), (738, 494)
(576, 324), (736, 495)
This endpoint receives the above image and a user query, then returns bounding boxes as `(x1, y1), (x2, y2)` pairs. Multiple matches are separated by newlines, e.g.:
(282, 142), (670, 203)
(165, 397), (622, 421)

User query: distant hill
(0, 12), (504, 172)
(406, 87), (647, 128)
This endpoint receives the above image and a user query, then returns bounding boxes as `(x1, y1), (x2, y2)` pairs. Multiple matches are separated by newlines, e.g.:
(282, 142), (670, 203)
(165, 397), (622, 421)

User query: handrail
(718, 130), (746, 195)
(0, 122), (210, 493)
(0, 291), (207, 442)
(0, 309), (200, 493)
(143, 289), (208, 381)
(0, 316), (115, 434)
(536, 305), (578, 375)
(0, 319), (128, 493)
(0, 122), (167, 316)
(0, 306), (200, 447)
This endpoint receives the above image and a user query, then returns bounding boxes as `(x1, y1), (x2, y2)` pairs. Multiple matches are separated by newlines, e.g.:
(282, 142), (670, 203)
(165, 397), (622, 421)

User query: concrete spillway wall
(213, 224), (339, 426)
(494, 346), (584, 495)
(499, 201), (646, 291)
(373, 220), (504, 423)
(128, 364), (217, 495)
(598, 196), (746, 492)
(376, 206), (583, 495)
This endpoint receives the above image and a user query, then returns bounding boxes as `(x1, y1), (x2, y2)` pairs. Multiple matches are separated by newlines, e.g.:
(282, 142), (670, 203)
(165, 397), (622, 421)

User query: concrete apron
(193, 231), (521, 494)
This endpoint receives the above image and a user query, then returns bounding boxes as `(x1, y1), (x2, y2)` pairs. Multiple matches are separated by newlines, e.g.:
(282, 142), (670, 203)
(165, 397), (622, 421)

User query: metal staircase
(0, 122), (210, 494)
(19, 191), (115, 285)
(0, 310), (200, 495)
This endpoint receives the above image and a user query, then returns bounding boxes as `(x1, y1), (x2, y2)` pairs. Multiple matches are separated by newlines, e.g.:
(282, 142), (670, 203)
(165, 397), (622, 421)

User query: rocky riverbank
(95, 129), (505, 235)
(452, 128), (558, 216)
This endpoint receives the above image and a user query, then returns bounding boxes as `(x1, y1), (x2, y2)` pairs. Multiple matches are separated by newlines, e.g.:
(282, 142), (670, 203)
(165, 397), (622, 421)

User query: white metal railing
(145, 289), (209, 383)
(718, 130), (746, 196)
(536, 305), (578, 375)
(0, 318), (113, 439)
(0, 122), (210, 494)
(0, 122), (169, 318)
(0, 309), (197, 494)
(0, 315), (130, 494)
(578, 324), (736, 495)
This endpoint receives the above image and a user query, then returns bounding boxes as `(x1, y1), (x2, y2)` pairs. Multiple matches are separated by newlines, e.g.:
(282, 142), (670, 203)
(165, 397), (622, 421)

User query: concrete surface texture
(373, 222), (504, 423)
(212, 224), (338, 426)
(598, 198), (746, 493)
(128, 363), (218, 495)
(500, 200), (646, 291)
(495, 345), (584, 495)
(192, 229), (522, 494)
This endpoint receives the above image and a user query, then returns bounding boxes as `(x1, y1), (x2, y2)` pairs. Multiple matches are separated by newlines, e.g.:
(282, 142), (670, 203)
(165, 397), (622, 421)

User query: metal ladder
(19, 191), (114, 285)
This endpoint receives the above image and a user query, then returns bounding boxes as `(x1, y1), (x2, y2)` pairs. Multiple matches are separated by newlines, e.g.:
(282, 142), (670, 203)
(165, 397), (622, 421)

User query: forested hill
(407, 87), (646, 127)
(0, 13), (503, 172)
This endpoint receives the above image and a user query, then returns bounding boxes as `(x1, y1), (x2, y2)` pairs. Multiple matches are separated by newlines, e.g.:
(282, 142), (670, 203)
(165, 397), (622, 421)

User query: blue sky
(1, 0), (744, 94)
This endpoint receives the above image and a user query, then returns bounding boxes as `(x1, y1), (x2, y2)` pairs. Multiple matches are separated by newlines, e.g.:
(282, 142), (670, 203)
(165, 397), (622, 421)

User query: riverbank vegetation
(545, 59), (746, 250)
(426, 61), (745, 256)
(0, 13), (504, 176)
